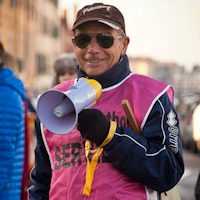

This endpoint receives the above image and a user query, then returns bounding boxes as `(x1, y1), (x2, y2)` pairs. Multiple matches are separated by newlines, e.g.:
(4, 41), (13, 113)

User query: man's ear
(72, 38), (76, 48)
(121, 36), (130, 56)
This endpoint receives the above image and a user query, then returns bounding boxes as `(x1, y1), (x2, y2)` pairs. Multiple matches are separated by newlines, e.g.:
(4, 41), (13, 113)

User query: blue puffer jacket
(0, 67), (26, 200)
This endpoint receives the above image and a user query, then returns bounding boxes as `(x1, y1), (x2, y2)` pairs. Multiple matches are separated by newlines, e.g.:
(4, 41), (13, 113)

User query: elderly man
(29, 3), (184, 200)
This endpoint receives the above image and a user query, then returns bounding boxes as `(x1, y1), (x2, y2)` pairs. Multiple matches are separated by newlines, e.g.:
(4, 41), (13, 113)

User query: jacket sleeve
(28, 117), (51, 200)
(0, 87), (25, 191)
(103, 93), (184, 193)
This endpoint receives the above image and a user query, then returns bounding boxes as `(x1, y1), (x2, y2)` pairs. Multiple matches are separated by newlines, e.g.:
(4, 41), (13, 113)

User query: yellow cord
(83, 121), (117, 196)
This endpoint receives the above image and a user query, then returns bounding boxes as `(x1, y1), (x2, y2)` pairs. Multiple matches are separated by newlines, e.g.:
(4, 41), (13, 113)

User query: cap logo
(83, 5), (111, 15)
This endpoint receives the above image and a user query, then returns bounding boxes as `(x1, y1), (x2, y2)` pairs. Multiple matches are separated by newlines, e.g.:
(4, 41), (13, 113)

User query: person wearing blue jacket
(0, 42), (26, 200)
(29, 3), (184, 200)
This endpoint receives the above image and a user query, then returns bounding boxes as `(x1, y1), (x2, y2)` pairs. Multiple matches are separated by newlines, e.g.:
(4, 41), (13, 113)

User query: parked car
(176, 94), (200, 153)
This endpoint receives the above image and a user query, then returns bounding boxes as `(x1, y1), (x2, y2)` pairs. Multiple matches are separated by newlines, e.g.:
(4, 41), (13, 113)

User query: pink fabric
(43, 74), (173, 200)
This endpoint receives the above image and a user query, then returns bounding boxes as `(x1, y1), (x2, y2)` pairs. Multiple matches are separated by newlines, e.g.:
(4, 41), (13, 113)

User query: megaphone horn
(37, 78), (102, 135)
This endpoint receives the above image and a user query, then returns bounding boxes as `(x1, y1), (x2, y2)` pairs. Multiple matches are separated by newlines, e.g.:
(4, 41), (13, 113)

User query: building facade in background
(0, 0), (199, 101)
(129, 57), (200, 99)
(0, 0), (74, 96)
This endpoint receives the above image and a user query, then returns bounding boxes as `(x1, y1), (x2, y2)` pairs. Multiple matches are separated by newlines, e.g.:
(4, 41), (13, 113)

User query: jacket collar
(77, 54), (130, 89)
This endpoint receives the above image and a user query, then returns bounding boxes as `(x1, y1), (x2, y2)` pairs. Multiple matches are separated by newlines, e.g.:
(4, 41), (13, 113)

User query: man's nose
(87, 37), (101, 54)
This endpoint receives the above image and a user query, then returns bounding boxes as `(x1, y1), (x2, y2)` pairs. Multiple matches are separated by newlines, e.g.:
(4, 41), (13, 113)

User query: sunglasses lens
(74, 33), (115, 49)
(96, 34), (114, 49)
(74, 34), (91, 49)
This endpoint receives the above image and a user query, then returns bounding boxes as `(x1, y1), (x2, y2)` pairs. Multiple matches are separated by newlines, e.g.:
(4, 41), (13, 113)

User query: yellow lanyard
(83, 121), (117, 196)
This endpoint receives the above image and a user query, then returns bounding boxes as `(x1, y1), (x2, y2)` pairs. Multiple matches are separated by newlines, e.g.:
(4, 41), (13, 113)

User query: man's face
(72, 22), (129, 78)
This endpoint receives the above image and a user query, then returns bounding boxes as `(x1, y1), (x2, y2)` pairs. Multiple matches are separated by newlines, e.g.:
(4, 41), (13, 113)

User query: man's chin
(86, 70), (104, 78)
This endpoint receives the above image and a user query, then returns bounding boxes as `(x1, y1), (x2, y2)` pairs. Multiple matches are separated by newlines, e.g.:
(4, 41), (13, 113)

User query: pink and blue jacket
(29, 55), (184, 200)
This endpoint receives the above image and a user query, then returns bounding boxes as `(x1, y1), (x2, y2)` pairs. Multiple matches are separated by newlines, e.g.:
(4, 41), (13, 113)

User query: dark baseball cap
(72, 3), (126, 34)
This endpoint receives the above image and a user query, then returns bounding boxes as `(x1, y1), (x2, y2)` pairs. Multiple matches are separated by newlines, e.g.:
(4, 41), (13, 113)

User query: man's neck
(77, 55), (130, 89)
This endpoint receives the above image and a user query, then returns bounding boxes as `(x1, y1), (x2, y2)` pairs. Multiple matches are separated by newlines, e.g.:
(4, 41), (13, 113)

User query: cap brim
(72, 17), (121, 31)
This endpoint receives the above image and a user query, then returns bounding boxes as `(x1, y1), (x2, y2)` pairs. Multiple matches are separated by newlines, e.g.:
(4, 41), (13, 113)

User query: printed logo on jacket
(54, 111), (130, 170)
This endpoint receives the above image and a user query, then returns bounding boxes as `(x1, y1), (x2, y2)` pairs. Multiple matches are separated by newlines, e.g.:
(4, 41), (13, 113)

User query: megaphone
(37, 78), (102, 134)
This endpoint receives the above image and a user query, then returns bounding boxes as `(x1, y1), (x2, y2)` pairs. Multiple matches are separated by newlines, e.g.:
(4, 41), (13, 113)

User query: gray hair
(52, 52), (78, 86)
(54, 53), (77, 75)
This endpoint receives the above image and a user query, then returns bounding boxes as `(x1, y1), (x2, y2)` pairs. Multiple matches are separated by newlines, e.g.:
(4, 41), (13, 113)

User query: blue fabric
(0, 68), (26, 200)
(104, 93), (184, 192)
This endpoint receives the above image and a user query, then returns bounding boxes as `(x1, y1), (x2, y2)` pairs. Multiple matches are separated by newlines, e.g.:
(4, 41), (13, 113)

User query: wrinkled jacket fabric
(0, 67), (26, 200)
(29, 55), (184, 200)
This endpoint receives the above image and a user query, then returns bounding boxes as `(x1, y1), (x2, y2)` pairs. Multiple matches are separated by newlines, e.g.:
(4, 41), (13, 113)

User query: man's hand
(77, 109), (110, 146)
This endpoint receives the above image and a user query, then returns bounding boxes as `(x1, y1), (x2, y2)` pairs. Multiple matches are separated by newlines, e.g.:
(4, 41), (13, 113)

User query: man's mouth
(86, 60), (102, 63)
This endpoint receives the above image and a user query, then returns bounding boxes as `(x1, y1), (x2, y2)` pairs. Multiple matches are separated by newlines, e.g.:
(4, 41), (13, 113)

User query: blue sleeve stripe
(115, 97), (170, 157)
(115, 132), (167, 157)
(141, 85), (171, 130)
(146, 146), (166, 157)
(158, 99), (166, 145)
(115, 132), (147, 152)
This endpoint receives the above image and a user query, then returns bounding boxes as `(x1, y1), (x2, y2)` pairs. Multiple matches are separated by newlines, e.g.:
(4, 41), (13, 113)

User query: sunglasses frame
(72, 33), (123, 49)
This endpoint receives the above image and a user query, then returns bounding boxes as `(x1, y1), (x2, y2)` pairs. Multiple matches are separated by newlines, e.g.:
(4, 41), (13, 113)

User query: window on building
(36, 54), (47, 74)
(53, 26), (59, 38)
(17, 59), (24, 72)
(8, 32), (14, 52)
(10, 0), (18, 7)
(49, 0), (58, 7)
(43, 17), (48, 34)
(54, 0), (58, 7)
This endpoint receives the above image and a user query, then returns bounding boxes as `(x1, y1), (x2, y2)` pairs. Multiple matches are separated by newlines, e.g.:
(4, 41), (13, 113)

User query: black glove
(77, 109), (110, 146)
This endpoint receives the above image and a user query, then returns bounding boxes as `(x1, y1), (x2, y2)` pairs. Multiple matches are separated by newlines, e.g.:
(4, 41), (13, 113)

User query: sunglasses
(73, 33), (123, 49)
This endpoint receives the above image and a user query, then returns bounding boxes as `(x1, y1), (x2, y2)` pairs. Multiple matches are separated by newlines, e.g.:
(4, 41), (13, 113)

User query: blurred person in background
(0, 42), (26, 200)
(2, 49), (35, 200)
(2, 51), (36, 115)
(2, 50), (36, 200)
(52, 52), (78, 86)
(2, 51), (19, 77)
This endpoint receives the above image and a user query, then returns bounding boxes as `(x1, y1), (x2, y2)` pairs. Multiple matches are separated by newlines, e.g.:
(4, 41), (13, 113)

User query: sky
(59, 0), (200, 72)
